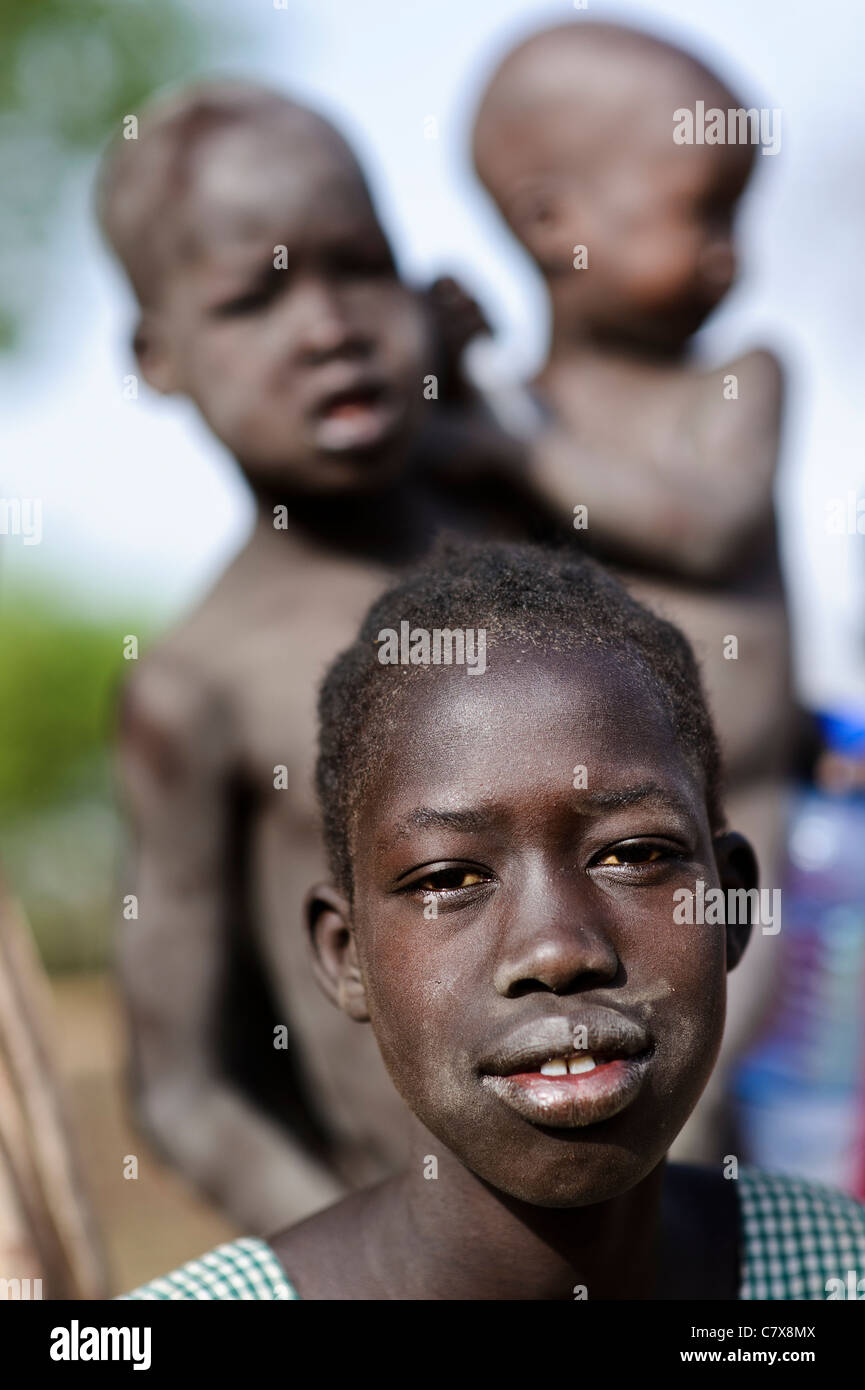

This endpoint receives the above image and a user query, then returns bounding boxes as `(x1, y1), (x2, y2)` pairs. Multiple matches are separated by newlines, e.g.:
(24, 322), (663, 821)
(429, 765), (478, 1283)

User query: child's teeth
(540, 1058), (569, 1076)
(538, 1054), (598, 1076)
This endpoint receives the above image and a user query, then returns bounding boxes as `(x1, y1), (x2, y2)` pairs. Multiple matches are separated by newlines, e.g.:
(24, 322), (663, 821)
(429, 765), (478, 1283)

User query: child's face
(140, 122), (427, 492)
(490, 107), (752, 353)
(327, 646), (752, 1207)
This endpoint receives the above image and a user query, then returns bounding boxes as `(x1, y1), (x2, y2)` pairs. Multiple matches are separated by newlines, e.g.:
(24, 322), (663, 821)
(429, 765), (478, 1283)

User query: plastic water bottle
(733, 710), (865, 1192)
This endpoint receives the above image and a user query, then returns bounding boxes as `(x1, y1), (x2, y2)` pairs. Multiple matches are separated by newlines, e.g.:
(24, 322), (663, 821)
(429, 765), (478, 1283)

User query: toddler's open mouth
(312, 380), (401, 454)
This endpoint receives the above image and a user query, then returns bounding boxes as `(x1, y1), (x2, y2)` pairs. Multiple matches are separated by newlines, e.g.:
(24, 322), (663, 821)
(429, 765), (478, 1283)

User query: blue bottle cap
(816, 709), (865, 755)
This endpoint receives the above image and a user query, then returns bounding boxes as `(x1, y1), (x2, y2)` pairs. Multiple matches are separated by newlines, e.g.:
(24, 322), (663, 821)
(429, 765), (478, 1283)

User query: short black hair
(316, 539), (724, 895)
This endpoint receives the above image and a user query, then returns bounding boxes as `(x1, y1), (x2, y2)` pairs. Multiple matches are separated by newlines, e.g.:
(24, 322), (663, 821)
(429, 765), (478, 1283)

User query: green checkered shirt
(119, 1167), (865, 1300)
(738, 1167), (865, 1299)
(119, 1236), (298, 1300)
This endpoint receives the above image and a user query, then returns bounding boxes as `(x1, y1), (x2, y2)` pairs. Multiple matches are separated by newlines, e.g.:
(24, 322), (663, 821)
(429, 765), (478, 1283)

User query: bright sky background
(1, 0), (863, 707)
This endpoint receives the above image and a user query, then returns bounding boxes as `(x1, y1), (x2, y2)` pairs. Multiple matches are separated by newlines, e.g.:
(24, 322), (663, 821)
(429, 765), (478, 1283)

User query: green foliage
(0, 592), (153, 970)
(0, 0), (206, 151)
(0, 594), (141, 817)
(0, 0), (219, 346)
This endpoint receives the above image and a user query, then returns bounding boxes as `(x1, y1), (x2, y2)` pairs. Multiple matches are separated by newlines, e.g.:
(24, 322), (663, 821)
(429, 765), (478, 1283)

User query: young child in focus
(471, 20), (796, 1160)
(120, 541), (865, 1301)
(98, 82), (537, 1237)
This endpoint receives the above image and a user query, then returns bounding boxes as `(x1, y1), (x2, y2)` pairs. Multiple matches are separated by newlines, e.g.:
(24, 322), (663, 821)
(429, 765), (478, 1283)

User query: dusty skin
(271, 644), (752, 1298)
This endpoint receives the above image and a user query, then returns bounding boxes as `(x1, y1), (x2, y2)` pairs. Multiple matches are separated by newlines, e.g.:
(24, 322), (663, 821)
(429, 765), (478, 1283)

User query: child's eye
(213, 284), (276, 317)
(342, 255), (394, 280)
(594, 843), (671, 867)
(331, 239), (396, 280)
(409, 866), (490, 894)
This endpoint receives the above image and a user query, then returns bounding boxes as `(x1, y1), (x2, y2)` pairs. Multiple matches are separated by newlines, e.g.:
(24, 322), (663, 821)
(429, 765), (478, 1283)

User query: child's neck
(545, 297), (691, 372)
(349, 1143), (739, 1301)
(274, 1133), (739, 1299)
(365, 1138), (667, 1301)
(246, 473), (439, 566)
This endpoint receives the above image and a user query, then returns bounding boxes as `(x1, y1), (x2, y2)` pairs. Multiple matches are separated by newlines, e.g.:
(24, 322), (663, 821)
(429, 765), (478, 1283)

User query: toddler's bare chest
(552, 369), (732, 463)
(219, 584), (385, 826)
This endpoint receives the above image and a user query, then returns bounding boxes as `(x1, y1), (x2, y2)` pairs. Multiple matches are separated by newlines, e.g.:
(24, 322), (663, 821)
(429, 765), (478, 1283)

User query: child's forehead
(186, 121), (369, 218)
(165, 128), (379, 268)
(477, 32), (742, 191)
(353, 650), (706, 846)
(493, 85), (745, 181)
(377, 643), (676, 762)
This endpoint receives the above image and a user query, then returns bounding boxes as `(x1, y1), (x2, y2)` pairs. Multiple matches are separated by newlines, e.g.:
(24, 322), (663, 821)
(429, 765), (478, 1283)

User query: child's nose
(292, 276), (372, 363)
(698, 236), (736, 298)
(492, 873), (620, 997)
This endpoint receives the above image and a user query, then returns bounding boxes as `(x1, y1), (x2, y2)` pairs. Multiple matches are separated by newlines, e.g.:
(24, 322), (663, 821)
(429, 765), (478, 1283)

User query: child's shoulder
(266, 1186), (381, 1300)
(118, 1190), (373, 1301)
(698, 344), (784, 405)
(117, 1237), (299, 1301)
(685, 347), (783, 490)
(738, 1166), (865, 1301)
(119, 520), (314, 709)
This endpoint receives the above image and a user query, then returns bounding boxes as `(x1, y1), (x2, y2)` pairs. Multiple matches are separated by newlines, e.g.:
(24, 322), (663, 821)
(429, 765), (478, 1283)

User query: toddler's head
(473, 23), (755, 354)
(98, 82), (427, 492)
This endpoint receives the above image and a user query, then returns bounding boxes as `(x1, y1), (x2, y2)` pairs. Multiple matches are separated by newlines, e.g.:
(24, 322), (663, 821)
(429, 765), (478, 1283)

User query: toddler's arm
(528, 349), (784, 581)
(114, 658), (344, 1234)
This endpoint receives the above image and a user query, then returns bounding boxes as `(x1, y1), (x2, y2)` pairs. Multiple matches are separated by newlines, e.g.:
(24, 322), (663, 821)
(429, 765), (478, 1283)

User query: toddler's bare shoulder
(698, 347), (784, 409)
(118, 533), (300, 720)
(688, 349), (784, 484)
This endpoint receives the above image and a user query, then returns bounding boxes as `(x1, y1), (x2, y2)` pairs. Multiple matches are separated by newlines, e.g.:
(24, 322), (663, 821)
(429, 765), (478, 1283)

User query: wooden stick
(0, 877), (107, 1298)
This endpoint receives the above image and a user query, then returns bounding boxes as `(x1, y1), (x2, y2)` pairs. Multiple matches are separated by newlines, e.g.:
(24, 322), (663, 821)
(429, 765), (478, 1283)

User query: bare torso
(534, 348), (796, 797)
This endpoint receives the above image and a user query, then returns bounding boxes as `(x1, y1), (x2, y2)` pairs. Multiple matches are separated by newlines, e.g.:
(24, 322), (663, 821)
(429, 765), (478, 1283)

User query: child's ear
(713, 831), (759, 972)
(305, 883), (369, 1022)
(133, 313), (180, 395)
(504, 177), (572, 274)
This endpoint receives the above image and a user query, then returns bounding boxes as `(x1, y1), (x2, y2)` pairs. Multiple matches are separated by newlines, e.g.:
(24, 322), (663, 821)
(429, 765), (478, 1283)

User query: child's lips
(476, 1011), (653, 1130)
(311, 383), (401, 454)
(481, 1052), (653, 1130)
